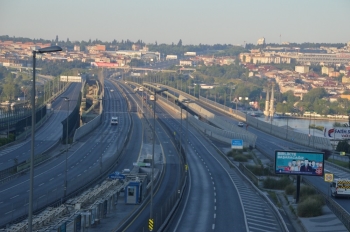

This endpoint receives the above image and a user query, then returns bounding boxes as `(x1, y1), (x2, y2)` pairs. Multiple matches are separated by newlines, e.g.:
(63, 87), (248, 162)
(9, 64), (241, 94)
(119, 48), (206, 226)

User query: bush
(285, 184), (295, 195)
(234, 155), (248, 162)
(263, 176), (292, 189)
(300, 186), (316, 196)
(246, 164), (270, 176)
(297, 197), (323, 217)
(245, 154), (253, 159)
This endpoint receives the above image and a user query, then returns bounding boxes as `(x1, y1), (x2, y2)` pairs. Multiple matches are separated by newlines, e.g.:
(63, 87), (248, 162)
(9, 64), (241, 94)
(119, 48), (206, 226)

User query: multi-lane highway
(0, 79), (131, 227)
(158, 83), (350, 226)
(125, 81), (287, 231)
(0, 83), (81, 170)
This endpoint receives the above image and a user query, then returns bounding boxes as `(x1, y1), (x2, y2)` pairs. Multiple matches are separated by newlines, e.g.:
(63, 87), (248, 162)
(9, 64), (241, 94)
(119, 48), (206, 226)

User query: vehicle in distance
(138, 87), (143, 92)
(238, 122), (244, 127)
(110, 89), (114, 92)
(111, 117), (118, 125)
(149, 95), (155, 101)
(330, 179), (350, 198)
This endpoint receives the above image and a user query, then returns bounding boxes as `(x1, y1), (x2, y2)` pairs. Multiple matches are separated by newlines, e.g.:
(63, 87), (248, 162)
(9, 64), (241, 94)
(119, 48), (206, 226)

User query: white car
(111, 117), (118, 125)
(237, 122), (244, 127)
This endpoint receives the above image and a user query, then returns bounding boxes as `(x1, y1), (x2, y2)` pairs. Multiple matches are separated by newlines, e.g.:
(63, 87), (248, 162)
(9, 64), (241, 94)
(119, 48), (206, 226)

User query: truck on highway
(330, 179), (350, 198)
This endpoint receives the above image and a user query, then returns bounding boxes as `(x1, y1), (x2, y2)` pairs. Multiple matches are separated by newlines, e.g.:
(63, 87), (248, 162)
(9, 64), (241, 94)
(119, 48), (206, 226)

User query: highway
(160, 84), (350, 224)
(0, 83), (81, 170)
(156, 98), (285, 231)
(127, 82), (286, 231)
(0, 79), (131, 227)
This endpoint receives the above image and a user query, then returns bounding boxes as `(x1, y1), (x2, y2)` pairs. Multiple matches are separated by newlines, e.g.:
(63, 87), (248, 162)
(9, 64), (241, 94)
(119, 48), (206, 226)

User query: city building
(295, 65), (310, 74)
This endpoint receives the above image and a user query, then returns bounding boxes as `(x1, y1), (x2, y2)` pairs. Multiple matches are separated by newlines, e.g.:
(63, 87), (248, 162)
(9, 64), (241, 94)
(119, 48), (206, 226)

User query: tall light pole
(61, 97), (70, 197)
(99, 97), (104, 174)
(29, 45), (62, 232)
(182, 99), (191, 157)
(150, 88), (167, 231)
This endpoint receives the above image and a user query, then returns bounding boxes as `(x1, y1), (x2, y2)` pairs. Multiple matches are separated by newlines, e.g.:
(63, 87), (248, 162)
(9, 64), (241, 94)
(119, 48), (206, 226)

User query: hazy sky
(1, 0), (350, 45)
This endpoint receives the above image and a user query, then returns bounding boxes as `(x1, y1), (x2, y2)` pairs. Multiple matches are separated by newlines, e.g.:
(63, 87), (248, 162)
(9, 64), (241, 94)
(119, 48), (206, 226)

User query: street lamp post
(99, 97), (104, 174)
(182, 99), (191, 157)
(29, 46), (62, 232)
(150, 88), (167, 230)
(61, 97), (70, 197)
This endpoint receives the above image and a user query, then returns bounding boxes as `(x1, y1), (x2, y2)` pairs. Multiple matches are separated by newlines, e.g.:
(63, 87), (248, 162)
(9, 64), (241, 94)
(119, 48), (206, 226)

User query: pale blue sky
(1, 0), (349, 45)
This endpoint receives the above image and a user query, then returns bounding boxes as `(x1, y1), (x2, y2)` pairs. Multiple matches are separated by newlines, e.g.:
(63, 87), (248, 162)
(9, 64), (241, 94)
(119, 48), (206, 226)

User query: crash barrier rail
(238, 163), (259, 186)
(1, 82), (133, 229)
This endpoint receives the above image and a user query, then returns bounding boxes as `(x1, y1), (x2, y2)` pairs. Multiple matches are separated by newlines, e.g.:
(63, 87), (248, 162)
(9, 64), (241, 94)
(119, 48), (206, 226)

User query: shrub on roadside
(246, 164), (270, 176)
(285, 184), (295, 195)
(263, 176), (292, 189)
(297, 198), (323, 217)
(234, 155), (248, 162)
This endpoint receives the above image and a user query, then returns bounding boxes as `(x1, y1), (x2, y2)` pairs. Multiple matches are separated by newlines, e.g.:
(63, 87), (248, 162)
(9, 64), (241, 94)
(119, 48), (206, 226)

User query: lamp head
(36, 46), (62, 54)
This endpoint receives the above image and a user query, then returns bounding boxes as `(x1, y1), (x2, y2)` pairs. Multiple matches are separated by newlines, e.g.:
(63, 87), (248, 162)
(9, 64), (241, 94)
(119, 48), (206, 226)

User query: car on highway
(237, 122), (244, 127)
(111, 117), (118, 125)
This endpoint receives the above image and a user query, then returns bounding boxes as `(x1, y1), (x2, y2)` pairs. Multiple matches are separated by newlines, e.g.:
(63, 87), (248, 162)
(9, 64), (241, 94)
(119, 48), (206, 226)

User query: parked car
(237, 122), (244, 127)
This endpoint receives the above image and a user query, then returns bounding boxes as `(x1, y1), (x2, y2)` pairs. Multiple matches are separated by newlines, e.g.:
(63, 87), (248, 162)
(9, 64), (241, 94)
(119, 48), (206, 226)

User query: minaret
(269, 83), (275, 119)
(264, 84), (270, 117)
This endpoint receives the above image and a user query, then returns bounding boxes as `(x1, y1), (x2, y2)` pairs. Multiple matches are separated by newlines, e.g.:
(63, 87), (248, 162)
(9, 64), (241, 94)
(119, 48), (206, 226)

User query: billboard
(275, 150), (324, 176)
(323, 127), (350, 140)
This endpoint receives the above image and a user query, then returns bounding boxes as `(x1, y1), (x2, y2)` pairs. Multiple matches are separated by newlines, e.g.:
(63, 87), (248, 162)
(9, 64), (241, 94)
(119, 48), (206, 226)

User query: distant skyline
(1, 0), (350, 45)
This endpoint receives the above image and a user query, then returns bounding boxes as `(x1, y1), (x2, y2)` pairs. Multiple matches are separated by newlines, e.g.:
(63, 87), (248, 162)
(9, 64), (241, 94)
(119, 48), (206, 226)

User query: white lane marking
(39, 183), (44, 186)
(10, 195), (19, 199)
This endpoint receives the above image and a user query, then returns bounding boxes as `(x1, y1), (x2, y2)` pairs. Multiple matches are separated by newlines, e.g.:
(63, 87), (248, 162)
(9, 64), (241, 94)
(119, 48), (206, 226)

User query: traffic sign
(108, 172), (125, 179)
(324, 173), (333, 182)
(231, 139), (243, 149)
(149, 218), (154, 231)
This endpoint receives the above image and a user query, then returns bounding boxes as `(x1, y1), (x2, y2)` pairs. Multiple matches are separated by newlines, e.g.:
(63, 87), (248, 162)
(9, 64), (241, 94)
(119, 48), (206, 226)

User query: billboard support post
(296, 175), (301, 203)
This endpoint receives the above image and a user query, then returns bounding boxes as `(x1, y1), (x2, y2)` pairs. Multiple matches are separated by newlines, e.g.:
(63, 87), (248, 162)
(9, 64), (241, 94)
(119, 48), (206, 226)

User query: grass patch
(246, 164), (271, 176)
(327, 158), (349, 169)
(263, 176), (292, 190)
(309, 124), (324, 131)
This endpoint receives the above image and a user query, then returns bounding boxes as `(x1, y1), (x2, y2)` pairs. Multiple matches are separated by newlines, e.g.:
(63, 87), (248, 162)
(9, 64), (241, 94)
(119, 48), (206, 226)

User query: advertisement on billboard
(275, 150), (324, 176)
(324, 127), (350, 140)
